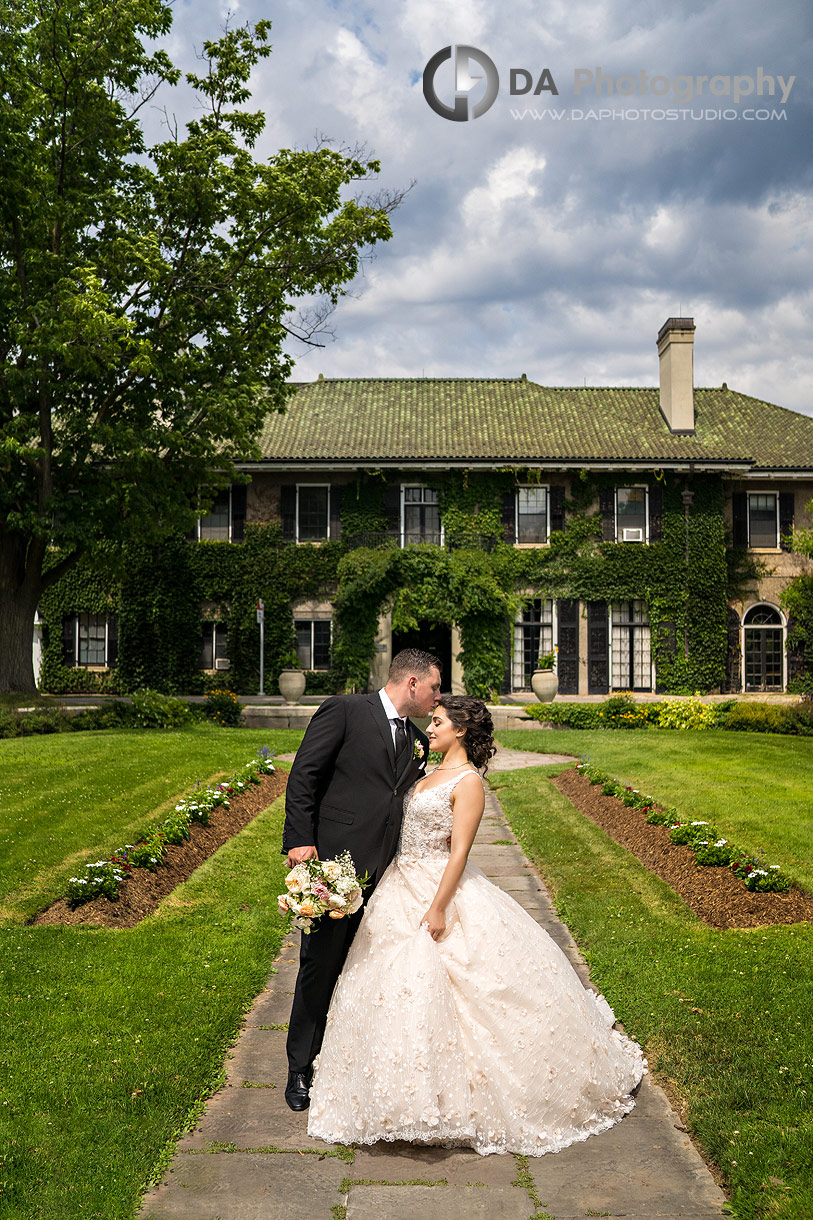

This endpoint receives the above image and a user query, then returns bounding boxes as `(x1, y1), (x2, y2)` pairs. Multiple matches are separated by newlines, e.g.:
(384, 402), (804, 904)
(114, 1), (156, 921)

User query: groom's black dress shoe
(285, 1069), (312, 1111)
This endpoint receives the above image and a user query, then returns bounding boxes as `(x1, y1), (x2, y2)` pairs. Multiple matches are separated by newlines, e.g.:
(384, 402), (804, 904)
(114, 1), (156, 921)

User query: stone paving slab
(142, 1152), (346, 1220)
(346, 1184), (532, 1219)
(140, 754), (727, 1220)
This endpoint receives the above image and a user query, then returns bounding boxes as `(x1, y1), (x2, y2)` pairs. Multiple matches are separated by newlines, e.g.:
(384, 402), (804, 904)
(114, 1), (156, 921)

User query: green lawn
(0, 725), (304, 922)
(497, 728), (813, 890)
(490, 762), (813, 1220)
(0, 728), (303, 1220)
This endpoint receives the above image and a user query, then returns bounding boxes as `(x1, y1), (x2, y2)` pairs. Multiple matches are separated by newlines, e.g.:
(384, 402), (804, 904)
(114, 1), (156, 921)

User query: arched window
(742, 604), (784, 691)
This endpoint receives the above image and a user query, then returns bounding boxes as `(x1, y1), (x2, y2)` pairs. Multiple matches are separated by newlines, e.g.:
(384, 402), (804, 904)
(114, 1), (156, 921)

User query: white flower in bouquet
(276, 852), (368, 934)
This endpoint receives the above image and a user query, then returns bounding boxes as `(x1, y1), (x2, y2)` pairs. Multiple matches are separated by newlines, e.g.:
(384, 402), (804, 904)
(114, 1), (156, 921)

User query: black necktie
(394, 718), (408, 768)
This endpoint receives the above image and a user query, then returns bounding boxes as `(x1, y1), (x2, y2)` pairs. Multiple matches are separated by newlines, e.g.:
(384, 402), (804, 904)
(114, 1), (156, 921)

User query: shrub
(128, 689), (194, 729)
(598, 693), (654, 730)
(719, 702), (793, 735)
(159, 812), (192, 845)
(669, 820), (715, 846)
(203, 688), (243, 727)
(694, 839), (737, 866)
(657, 695), (719, 731)
(66, 862), (126, 905)
(126, 831), (167, 870)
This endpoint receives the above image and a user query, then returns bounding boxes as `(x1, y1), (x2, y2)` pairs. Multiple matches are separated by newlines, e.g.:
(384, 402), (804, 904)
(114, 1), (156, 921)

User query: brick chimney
(657, 317), (695, 434)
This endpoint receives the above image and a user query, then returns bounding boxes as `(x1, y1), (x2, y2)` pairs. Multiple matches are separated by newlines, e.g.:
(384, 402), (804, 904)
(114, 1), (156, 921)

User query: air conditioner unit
(622, 528), (644, 542)
(214, 658), (231, 670)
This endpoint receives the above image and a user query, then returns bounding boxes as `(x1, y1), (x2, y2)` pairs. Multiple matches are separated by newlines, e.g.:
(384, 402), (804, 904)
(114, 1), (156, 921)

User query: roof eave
(240, 458), (756, 473)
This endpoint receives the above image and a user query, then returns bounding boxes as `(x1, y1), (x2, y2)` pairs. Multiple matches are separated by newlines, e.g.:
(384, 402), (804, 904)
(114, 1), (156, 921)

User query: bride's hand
(421, 905), (446, 941)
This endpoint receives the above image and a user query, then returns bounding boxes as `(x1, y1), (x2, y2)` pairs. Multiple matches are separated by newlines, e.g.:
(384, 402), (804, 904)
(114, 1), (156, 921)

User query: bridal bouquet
(278, 850), (368, 934)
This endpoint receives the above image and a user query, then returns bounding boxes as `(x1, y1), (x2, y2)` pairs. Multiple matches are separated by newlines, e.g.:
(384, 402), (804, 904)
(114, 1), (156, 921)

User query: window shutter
(556, 598), (579, 694)
(107, 615), (119, 668)
(62, 615), (76, 667)
(779, 492), (794, 551)
(329, 485), (342, 540)
(723, 606), (742, 692)
(587, 601), (609, 693)
(383, 483), (401, 535)
(499, 622), (512, 695)
(280, 485), (296, 540)
(648, 484), (663, 541)
(732, 492), (748, 549)
(231, 484), (247, 542)
(501, 491), (516, 544)
(599, 488), (615, 542)
(786, 612), (804, 686)
(549, 485), (566, 534)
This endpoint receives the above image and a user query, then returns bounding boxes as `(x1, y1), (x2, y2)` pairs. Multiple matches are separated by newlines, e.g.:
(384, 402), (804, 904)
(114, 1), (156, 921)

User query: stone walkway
(139, 748), (728, 1220)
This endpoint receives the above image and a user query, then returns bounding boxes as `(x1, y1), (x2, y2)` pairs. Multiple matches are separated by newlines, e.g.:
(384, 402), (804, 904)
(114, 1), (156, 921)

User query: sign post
(256, 599), (265, 695)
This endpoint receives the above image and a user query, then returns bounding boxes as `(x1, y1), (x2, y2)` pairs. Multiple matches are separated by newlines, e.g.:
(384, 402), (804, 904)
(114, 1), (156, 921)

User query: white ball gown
(307, 770), (646, 1157)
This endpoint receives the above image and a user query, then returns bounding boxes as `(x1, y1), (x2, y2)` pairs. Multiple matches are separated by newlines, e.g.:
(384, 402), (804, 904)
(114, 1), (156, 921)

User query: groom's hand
(287, 845), (318, 869)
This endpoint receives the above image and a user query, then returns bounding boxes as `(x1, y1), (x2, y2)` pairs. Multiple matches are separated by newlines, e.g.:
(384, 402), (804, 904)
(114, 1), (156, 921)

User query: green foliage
(203, 688), (243, 727)
(128, 689), (194, 728)
(656, 695), (720, 730)
(126, 831), (167, 871)
(118, 541), (202, 694)
(0, 1), (397, 692)
(339, 475), (389, 538)
(526, 699), (660, 729)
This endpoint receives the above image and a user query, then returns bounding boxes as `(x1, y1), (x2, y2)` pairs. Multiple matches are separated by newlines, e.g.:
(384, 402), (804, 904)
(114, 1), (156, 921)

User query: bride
(307, 694), (646, 1156)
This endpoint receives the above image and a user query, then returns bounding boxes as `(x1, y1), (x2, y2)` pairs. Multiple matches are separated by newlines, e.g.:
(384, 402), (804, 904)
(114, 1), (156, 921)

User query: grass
(0, 724), (304, 922)
(496, 728), (813, 889)
(489, 763), (813, 1220)
(0, 728), (302, 1220)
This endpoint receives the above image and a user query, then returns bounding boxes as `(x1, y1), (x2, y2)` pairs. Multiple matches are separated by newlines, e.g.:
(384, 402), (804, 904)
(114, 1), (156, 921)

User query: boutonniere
(413, 740), (425, 762)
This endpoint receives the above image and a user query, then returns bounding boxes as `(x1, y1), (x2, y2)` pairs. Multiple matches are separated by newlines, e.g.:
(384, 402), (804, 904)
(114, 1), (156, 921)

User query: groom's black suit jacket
(282, 693), (430, 884)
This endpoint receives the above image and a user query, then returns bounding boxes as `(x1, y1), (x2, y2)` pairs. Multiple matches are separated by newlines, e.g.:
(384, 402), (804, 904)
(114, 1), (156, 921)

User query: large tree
(0, 0), (397, 692)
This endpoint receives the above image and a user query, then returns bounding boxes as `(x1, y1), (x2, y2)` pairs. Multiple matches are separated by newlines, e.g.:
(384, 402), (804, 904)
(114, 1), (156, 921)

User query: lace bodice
(397, 770), (481, 862)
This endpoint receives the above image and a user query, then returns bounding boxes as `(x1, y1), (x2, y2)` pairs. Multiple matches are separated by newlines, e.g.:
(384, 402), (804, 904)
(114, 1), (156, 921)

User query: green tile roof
(255, 378), (813, 469)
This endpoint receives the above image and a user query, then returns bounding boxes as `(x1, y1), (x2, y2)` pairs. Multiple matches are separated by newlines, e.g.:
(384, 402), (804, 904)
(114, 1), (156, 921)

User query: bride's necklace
(435, 761), (471, 771)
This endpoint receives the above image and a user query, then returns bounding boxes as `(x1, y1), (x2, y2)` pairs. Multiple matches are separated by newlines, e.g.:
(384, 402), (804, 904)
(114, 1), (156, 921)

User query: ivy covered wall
(38, 469), (747, 698)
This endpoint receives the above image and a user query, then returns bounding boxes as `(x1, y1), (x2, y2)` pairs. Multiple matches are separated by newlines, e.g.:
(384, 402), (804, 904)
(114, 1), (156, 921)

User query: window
(295, 620), (331, 670)
(200, 622), (228, 670)
(297, 485), (330, 542)
(610, 600), (651, 690)
(743, 604), (784, 691)
(748, 493), (778, 548)
(196, 485), (246, 542)
(512, 599), (554, 689)
(516, 486), (548, 544)
(62, 613), (118, 668)
(402, 486), (442, 545)
(616, 487), (648, 542)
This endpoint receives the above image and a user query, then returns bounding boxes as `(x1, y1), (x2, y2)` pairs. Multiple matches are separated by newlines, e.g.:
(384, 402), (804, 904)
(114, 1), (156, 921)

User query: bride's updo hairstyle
(437, 695), (496, 775)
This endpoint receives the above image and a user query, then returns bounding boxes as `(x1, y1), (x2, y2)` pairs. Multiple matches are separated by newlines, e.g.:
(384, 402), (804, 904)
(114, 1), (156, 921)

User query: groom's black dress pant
(286, 900), (367, 1072)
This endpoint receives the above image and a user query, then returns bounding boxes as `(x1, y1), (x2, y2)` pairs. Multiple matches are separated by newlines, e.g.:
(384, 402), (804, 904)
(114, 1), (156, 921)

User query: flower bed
(575, 761), (791, 892)
(549, 766), (813, 929)
(60, 748), (277, 907)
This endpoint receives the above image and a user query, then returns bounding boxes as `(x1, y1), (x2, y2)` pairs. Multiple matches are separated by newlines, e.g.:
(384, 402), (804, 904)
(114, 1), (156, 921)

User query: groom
(282, 647), (441, 1110)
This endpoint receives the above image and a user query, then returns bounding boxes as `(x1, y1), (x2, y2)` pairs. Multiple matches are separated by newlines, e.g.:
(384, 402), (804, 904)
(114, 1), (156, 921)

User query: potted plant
(278, 651), (306, 705)
(531, 647), (558, 703)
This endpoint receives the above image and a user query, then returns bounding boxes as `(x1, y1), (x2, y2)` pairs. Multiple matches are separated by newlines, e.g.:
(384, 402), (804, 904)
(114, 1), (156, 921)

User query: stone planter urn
(278, 668), (306, 705)
(531, 670), (559, 703)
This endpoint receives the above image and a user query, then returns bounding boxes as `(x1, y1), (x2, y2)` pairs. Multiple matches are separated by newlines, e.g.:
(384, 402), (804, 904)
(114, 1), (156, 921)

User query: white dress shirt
(378, 687), (405, 750)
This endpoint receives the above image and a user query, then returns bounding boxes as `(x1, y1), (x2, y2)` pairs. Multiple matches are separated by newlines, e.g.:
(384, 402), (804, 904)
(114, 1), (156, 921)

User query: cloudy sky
(158, 0), (812, 414)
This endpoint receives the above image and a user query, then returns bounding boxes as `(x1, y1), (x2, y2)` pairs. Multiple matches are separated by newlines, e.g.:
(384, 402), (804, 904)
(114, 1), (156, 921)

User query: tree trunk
(0, 536), (42, 694)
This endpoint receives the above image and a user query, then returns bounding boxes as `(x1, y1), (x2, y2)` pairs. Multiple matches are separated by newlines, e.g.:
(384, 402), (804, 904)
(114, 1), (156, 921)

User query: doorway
(390, 621), (453, 694)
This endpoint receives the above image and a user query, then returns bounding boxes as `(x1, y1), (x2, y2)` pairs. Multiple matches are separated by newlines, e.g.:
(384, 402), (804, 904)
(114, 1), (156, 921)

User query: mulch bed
(552, 769), (813, 929)
(31, 769), (288, 930)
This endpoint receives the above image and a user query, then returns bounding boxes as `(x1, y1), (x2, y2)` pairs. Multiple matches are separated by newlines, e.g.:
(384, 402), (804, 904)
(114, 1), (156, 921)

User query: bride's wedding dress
(307, 771), (646, 1157)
